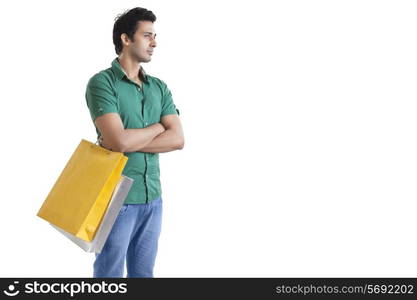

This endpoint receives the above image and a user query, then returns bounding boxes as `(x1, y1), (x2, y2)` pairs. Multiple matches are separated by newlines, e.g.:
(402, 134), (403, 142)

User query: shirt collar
(111, 58), (149, 83)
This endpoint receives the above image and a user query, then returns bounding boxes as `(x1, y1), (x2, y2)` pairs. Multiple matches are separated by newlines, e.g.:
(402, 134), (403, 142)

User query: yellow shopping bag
(37, 139), (128, 242)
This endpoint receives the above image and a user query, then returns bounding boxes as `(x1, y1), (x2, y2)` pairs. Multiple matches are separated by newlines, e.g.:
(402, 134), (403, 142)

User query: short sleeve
(85, 74), (118, 122)
(160, 81), (180, 117)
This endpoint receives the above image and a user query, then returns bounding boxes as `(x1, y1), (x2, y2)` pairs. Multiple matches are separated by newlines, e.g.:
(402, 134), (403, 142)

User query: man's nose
(150, 37), (157, 47)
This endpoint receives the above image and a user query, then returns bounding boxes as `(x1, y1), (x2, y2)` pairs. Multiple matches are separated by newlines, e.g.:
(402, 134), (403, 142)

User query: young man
(85, 7), (184, 278)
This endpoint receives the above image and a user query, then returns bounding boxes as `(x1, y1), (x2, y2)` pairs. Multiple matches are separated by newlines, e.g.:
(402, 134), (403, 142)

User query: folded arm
(94, 113), (165, 153)
(139, 114), (184, 153)
(94, 113), (184, 153)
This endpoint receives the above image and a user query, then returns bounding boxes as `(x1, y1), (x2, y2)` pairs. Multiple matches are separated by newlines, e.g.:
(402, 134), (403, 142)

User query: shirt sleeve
(85, 74), (118, 122)
(160, 80), (180, 117)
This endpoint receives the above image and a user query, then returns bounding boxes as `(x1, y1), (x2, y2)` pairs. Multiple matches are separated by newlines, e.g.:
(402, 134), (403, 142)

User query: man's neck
(117, 54), (141, 81)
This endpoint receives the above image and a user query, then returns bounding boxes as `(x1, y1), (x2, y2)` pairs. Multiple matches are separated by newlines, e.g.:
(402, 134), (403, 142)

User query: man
(85, 7), (184, 278)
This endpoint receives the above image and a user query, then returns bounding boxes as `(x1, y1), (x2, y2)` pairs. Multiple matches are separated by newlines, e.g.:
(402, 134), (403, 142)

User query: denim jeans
(93, 196), (163, 278)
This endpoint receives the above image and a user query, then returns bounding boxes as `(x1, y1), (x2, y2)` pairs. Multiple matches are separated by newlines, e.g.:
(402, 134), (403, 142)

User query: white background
(0, 0), (416, 277)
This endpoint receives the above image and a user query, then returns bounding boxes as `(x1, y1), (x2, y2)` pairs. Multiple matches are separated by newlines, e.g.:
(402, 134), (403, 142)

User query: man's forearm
(139, 129), (184, 153)
(100, 123), (165, 153)
(121, 123), (165, 152)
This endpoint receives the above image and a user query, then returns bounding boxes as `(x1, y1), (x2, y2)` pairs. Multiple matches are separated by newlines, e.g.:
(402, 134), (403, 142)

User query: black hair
(113, 7), (157, 55)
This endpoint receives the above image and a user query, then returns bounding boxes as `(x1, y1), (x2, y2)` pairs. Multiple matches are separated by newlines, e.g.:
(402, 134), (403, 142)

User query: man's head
(113, 7), (157, 63)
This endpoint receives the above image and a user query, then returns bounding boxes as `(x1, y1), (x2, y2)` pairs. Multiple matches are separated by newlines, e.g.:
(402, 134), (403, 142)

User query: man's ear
(121, 33), (130, 46)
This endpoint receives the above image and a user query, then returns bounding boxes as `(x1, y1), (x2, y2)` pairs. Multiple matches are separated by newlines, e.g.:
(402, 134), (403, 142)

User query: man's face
(124, 21), (157, 63)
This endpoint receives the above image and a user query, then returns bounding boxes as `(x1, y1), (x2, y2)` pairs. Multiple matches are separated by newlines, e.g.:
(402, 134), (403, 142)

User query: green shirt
(85, 58), (179, 204)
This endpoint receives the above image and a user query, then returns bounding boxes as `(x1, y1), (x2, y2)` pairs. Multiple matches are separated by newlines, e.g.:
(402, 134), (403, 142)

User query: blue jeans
(93, 196), (163, 278)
